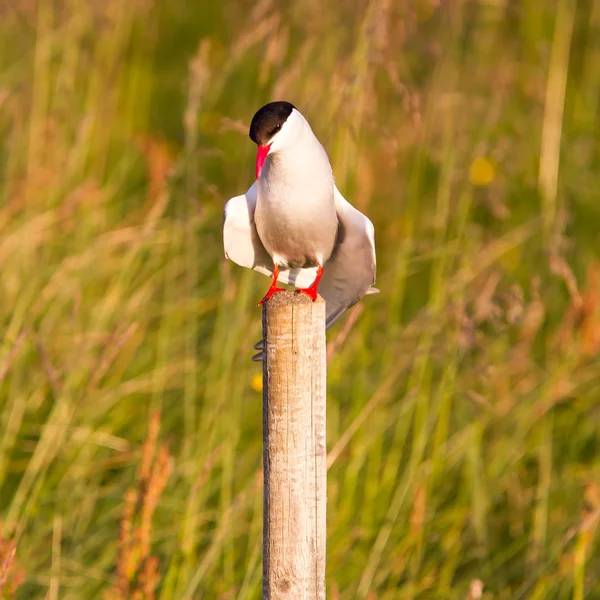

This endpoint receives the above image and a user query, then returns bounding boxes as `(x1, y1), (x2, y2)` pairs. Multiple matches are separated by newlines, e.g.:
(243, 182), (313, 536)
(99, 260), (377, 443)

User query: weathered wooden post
(261, 291), (327, 599)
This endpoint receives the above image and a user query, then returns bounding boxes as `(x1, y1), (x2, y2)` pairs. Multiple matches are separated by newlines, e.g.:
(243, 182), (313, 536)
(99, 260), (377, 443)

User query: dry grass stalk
(554, 260), (600, 358)
(105, 411), (172, 600)
(0, 522), (24, 599)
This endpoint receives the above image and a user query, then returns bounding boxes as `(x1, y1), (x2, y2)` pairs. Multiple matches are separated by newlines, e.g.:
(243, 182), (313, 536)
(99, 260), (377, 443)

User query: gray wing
(317, 185), (378, 329)
(223, 182), (318, 287)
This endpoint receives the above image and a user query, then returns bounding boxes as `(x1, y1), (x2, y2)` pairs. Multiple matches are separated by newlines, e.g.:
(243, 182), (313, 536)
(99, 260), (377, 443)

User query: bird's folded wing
(319, 185), (378, 329)
(223, 182), (318, 287)
(223, 182), (272, 274)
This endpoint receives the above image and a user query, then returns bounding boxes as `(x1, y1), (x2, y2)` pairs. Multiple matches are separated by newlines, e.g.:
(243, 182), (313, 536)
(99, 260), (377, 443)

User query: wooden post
(262, 291), (327, 599)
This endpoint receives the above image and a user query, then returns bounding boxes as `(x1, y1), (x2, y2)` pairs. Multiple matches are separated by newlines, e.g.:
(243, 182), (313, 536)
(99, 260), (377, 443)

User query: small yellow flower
(469, 157), (496, 187)
(250, 373), (263, 393)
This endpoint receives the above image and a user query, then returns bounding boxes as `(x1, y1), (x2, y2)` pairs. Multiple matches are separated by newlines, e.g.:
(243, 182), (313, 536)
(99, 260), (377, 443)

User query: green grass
(1, 0), (600, 598)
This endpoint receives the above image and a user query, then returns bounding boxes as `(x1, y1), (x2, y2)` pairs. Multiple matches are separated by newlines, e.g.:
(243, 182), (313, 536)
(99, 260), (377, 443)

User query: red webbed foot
(258, 285), (285, 305)
(296, 285), (318, 301)
(296, 265), (324, 302)
(258, 265), (285, 305)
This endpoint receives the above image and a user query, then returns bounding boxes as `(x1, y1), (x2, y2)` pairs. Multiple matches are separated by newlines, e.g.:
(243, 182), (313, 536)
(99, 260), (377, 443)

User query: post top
(266, 290), (326, 307)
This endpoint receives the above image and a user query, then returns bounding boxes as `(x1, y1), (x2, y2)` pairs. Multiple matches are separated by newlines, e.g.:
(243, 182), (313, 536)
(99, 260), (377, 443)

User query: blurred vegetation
(1, 0), (600, 598)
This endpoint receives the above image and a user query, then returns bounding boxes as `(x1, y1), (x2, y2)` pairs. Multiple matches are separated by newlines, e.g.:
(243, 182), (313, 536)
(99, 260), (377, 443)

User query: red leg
(258, 264), (285, 305)
(297, 265), (324, 301)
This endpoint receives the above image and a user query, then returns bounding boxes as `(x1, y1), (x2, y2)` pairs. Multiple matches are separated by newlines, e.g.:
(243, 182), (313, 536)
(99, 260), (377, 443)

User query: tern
(223, 101), (378, 338)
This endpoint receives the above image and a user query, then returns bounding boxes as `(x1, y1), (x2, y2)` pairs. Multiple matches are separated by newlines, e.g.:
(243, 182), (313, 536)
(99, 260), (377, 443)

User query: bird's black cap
(249, 101), (296, 146)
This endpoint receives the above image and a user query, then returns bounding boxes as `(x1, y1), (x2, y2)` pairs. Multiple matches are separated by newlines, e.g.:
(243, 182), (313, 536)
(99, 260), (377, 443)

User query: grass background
(1, 0), (600, 598)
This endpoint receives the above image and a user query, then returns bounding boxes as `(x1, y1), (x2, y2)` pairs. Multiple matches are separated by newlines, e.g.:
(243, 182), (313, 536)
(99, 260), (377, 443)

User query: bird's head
(249, 101), (300, 179)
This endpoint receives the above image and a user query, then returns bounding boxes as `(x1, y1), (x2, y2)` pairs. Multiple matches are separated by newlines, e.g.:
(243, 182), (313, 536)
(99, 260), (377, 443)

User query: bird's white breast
(254, 119), (338, 269)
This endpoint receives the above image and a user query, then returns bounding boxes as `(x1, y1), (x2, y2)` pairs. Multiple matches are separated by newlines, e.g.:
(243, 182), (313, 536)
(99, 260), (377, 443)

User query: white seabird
(223, 101), (378, 352)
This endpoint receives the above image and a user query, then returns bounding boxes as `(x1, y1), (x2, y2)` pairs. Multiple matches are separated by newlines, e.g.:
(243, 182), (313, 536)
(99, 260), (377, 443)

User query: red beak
(255, 143), (271, 179)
